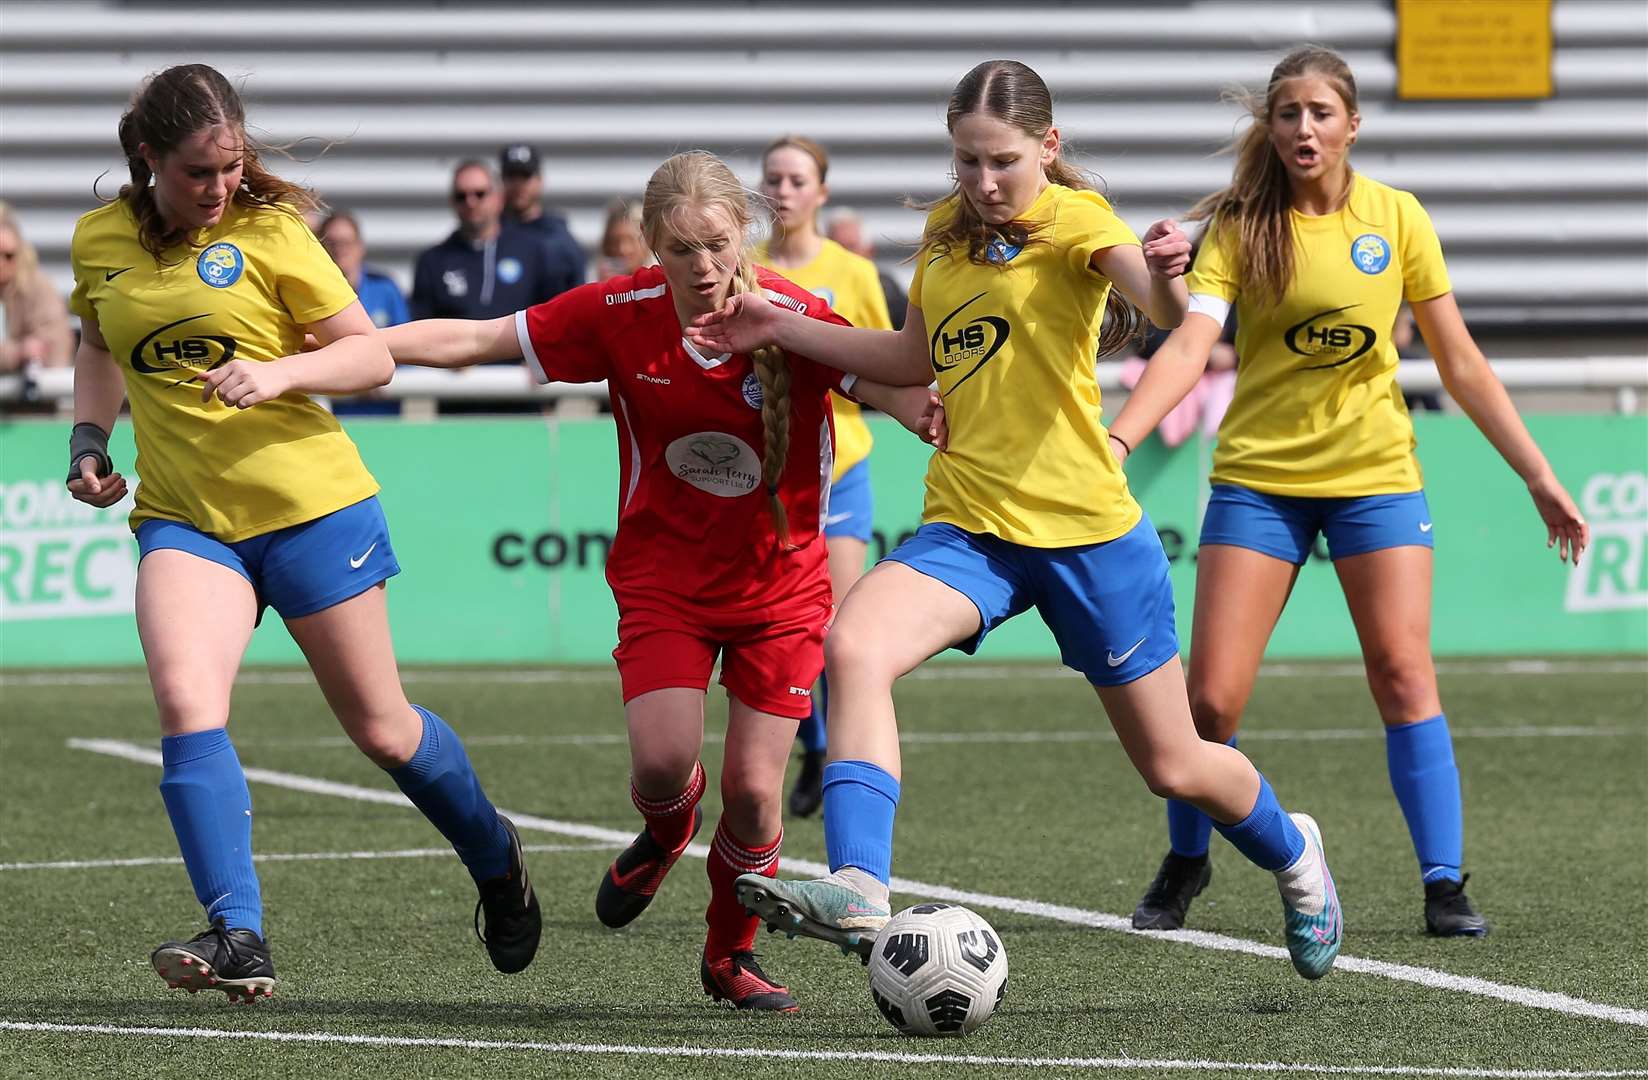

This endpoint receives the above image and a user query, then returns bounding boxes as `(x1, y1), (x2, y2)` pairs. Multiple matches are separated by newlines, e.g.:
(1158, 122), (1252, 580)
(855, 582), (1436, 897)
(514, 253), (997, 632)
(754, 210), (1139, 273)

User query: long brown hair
(114, 64), (317, 260)
(1188, 46), (1360, 306)
(762, 135), (830, 236)
(641, 151), (797, 550)
(920, 59), (1142, 355)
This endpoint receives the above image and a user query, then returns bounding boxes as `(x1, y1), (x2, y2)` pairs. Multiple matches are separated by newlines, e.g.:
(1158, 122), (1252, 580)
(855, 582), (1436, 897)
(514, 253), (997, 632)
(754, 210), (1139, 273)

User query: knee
(1137, 749), (1208, 803)
(1364, 652), (1438, 721)
(719, 775), (778, 833)
(824, 621), (891, 684)
(631, 754), (697, 798)
(351, 710), (423, 768)
(151, 675), (228, 734)
(1187, 685), (1242, 744)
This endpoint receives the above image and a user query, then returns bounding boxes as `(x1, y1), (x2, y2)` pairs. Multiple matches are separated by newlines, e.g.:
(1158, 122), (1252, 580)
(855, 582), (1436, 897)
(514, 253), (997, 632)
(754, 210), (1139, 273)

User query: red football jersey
(515, 265), (851, 615)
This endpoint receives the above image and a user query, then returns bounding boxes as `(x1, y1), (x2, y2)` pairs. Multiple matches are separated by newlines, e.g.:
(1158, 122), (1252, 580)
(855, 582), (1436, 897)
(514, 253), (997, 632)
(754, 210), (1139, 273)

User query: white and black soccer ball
(866, 903), (1007, 1037)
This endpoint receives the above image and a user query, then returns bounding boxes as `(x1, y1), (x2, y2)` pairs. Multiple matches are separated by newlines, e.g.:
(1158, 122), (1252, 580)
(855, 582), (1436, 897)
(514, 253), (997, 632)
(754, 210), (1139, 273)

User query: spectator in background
(499, 143), (586, 296)
(412, 161), (564, 339)
(0, 201), (74, 371)
(825, 206), (906, 331)
(319, 211), (408, 330)
(319, 210), (407, 416)
(595, 197), (651, 278)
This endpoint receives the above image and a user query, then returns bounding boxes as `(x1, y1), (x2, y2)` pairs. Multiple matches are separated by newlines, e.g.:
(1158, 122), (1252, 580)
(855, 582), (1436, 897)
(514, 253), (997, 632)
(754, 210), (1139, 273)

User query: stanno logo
(634, 372), (671, 385)
(930, 291), (1010, 391)
(129, 313), (237, 385)
(1283, 305), (1378, 370)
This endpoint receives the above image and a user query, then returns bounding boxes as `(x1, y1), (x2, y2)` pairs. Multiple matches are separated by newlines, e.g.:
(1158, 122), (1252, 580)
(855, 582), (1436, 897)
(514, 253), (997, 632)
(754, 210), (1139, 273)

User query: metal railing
(2, 357), (1645, 417)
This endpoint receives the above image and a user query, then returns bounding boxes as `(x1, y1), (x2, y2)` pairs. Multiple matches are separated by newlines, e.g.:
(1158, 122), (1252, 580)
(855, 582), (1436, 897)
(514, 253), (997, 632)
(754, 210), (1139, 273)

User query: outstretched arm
(1412, 291), (1588, 563)
(687, 296), (932, 387)
(381, 314), (521, 369)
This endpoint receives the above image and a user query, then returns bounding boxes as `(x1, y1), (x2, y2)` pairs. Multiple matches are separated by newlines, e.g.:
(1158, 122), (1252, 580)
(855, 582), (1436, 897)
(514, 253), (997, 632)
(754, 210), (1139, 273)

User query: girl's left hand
(201, 359), (292, 409)
(887, 385), (948, 451)
(1141, 218), (1192, 279)
(1528, 471), (1589, 564)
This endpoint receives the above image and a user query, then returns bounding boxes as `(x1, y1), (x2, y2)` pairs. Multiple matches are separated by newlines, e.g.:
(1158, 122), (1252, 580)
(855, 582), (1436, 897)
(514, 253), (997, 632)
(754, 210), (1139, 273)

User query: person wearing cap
(410, 160), (569, 332)
(499, 143), (586, 298)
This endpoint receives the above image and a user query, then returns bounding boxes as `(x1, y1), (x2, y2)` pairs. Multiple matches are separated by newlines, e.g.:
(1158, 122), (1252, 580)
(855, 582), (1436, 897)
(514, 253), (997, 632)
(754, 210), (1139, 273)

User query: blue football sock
(1386, 713), (1464, 884)
(159, 729), (263, 937)
(387, 705), (510, 883)
(797, 674), (828, 754)
(822, 759), (901, 884)
(1213, 774), (1307, 873)
(1167, 737), (1237, 858)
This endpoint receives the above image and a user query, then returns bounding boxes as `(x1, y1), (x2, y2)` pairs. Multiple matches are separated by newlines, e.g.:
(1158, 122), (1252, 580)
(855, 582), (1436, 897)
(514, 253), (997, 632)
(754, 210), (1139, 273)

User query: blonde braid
(732, 259), (795, 550)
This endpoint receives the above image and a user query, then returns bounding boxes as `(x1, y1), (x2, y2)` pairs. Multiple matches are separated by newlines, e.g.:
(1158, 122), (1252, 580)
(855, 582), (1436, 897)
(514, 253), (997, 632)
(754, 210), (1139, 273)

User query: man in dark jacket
(411, 160), (572, 337)
(499, 143), (586, 296)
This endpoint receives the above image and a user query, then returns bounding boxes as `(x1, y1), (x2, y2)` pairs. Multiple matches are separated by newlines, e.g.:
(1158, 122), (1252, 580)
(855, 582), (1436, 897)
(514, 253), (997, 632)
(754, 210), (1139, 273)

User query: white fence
(5, 358), (1645, 418)
(2, 0), (1645, 327)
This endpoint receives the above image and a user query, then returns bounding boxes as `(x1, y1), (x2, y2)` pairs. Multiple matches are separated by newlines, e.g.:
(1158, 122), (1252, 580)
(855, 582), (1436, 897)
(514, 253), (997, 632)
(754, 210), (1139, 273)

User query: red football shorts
(613, 597), (830, 720)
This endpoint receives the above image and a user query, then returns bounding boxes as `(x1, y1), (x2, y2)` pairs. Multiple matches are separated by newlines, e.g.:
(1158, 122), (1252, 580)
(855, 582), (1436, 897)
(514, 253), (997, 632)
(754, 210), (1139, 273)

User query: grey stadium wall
(2, 0), (1646, 329)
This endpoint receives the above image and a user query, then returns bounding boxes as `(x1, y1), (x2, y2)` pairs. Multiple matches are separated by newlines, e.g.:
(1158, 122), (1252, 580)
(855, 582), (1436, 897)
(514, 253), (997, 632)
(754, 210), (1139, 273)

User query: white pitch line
(131, 722), (1647, 752)
(6, 656), (1645, 688)
(65, 737), (1648, 1029)
(0, 841), (619, 873)
(2, 1022), (1644, 1078)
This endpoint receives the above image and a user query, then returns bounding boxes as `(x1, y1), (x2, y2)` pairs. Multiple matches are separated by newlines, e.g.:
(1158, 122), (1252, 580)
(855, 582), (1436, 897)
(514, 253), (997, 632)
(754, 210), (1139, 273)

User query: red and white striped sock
(630, 761), (705, 852)
(705, 816), (781, 959)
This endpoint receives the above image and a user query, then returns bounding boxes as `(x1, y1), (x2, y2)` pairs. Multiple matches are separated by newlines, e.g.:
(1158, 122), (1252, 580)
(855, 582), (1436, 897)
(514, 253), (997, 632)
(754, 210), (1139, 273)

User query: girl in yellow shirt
(66, 64), (538, 1001)
(757, 135), (897, 818)
(1110, 47), (1587, 938)
(691, 60), (1344, 983)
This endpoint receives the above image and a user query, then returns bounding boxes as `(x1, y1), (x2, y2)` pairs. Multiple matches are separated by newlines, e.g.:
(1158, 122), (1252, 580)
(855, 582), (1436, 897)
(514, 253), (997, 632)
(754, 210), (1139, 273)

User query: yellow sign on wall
(1397, 0), (1553, 99)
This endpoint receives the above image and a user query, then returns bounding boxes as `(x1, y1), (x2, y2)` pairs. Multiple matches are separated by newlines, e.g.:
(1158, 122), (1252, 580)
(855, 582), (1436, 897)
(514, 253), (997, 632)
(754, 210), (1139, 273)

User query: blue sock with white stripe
(1166, 737), (1237, 858)
(1385, 714), (1464, 884)
(823, 759), (900, 884)
(797, 675), (828, 754)
(159, 728), (263, 937)
(1213, 775), (1307, 872)
(387, 705), (511, 883)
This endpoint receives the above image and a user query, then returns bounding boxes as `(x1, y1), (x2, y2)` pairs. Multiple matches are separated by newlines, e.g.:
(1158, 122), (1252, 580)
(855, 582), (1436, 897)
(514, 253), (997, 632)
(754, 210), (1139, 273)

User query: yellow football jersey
(69, 199), (376, 541)
(910, 184), (1142, 547)
(757, 238), (892, 481)
(1187, 174), (1452, 496)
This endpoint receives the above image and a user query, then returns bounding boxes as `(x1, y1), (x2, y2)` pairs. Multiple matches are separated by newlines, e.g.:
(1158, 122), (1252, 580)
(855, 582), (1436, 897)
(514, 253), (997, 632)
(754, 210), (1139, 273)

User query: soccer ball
(866, 903), (1008, 1037)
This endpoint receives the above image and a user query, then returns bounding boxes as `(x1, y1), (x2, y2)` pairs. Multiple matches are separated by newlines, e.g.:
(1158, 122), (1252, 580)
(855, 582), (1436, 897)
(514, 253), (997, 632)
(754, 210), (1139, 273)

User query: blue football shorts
(1199, 483), (1434, 565)
(824, 459), (874, 543)
(135, 495), (401, 620)
(883, 514), (1180, 687)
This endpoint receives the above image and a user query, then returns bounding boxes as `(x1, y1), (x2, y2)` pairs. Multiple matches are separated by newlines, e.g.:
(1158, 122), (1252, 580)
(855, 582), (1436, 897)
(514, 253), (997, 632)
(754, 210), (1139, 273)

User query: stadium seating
(1, 1), (1644, 326)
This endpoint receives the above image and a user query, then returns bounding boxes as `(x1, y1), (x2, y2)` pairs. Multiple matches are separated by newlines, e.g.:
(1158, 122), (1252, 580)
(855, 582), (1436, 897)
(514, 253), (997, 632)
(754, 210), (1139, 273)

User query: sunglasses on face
(451, 188), (491, 203)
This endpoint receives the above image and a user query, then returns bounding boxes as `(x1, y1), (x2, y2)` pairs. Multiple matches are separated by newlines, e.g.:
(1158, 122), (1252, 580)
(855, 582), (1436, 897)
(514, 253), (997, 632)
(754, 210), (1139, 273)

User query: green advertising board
(2, 413), (1643, 667)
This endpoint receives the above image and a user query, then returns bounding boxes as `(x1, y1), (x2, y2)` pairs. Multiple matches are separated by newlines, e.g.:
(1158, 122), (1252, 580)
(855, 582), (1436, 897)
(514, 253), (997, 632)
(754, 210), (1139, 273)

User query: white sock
(1275, 814), (1325, 916)
(829, 866), (891, 909)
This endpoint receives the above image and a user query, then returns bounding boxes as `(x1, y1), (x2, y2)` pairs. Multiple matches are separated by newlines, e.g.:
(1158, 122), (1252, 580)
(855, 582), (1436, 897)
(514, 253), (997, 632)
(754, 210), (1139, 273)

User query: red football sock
(631, 761), (705, 852)
(705, 816), (781, 959)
